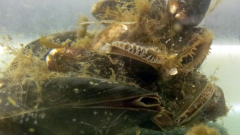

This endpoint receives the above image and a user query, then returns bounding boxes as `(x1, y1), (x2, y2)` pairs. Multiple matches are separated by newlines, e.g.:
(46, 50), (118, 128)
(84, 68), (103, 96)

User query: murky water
(0, 0), (239, 135)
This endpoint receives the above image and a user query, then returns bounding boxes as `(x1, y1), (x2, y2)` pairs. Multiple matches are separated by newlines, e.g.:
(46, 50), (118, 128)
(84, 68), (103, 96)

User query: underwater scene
(0, 0), (239, 135)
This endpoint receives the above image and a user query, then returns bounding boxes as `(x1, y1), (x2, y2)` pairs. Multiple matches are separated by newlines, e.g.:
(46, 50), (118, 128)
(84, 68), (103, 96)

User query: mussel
(0, 0), (228, 135)
(168, 0), (211, 26)
(91, 0), (213, 75)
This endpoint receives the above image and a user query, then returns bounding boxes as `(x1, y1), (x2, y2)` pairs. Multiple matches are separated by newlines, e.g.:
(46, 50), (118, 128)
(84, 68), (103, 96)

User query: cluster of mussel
(0, 0), (228, 134)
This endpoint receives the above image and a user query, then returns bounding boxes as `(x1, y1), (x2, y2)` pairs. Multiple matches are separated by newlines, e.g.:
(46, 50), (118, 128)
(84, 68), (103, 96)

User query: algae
(0, 0), (229, 135)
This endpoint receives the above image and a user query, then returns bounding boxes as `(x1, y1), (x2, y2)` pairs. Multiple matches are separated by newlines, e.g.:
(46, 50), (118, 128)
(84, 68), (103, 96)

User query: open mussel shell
(46, 47), (160, 89)
(159, 72), (228, 127)
(161, 28), (212, 73)
(0, 77), (162, 135)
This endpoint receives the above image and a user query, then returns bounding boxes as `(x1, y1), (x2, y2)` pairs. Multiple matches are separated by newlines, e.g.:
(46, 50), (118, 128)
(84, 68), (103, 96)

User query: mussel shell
(0, 77), (163, 134)
(159, 72), (228, 127)
(26, 31), (77, 56)
(161, 28), (204, 50)
(46, 48), (160, 89)
(8, 108), (159, 135)
(40, 77), (161, 108)
(0, 27), (226, 134)
(168, 0), (211, 26)
(201, 85), (229, 122)
(30, 29), (160, 89)
(26, 29), (223, 126)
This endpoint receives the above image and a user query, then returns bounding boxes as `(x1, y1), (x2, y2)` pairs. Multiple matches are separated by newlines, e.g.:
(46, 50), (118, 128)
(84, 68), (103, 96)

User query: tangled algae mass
(0, 0), (229, 135)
